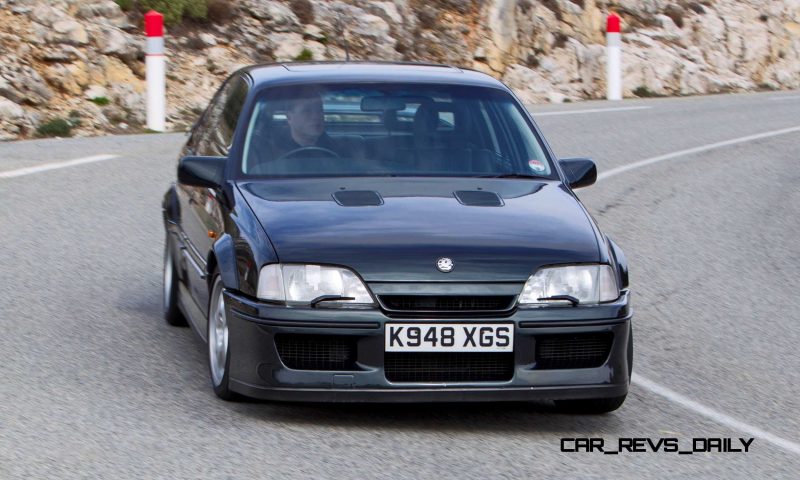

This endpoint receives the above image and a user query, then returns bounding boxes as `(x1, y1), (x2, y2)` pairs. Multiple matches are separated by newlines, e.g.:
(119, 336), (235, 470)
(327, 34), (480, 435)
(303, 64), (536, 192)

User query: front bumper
(223, 290), (632, 403)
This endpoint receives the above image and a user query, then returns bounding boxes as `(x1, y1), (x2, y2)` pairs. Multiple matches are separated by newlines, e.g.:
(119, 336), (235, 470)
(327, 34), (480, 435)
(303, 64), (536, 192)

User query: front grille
(535, 333), (613, 369)
(275, 334), (358, 371)
(380, 295), (515, 312)
(384, 352), (514, 382)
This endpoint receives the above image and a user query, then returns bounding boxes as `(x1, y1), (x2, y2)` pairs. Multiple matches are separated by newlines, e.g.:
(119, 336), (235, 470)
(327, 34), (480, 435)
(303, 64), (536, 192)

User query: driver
(270, 86), (361, 159)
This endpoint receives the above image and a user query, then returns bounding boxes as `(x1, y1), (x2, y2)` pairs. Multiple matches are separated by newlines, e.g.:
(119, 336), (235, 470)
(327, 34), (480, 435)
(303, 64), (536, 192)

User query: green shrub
(36, 118), (74, 138)
(295, 48), (314, 61)
(140, 0), (208, 25)
(89, 97), (111, 106)
(632, 86), (665, 98)
(114, 0), (134, 11)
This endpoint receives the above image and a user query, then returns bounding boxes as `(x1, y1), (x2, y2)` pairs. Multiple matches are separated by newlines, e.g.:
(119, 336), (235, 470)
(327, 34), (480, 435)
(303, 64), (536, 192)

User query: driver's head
(285, 86), (324, 146)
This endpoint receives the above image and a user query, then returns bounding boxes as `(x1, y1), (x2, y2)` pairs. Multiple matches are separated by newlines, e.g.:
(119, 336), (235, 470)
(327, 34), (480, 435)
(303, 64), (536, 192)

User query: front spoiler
(223, 290), (633, 403)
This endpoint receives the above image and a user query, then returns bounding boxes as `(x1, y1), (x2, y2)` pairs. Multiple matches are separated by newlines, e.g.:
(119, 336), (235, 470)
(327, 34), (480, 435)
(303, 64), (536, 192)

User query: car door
(177, 74), (249, 320)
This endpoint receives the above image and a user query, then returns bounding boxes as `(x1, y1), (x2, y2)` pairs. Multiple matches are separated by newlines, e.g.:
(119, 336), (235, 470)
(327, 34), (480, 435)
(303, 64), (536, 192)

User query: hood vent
(332, 190), (384, 206)
(454, 190), (504, 207)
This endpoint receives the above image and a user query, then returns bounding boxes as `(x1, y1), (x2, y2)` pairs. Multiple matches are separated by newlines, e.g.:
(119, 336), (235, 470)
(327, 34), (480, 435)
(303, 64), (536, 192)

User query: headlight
(518, 265), (619, 306)
(257, 264), (375, 307)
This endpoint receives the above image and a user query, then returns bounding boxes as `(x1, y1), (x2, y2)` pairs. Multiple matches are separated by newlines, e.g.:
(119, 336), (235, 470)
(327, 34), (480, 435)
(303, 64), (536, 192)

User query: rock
(357, 1), (404, 25)
(0, 98), (25, 121)
(109, 84), (145, 124)
(43, 64), (82, 95)
(49, 19), (89, 46)
(206, 46), (240, 74)
(29, 24), (48, 45)
(199, 33), (218, 47)
(502, 64), (552, 105)
(548, 92), (567, 103)
(0, 55), (54, 105)
(312, 2), (397, 59)
(85, 85), (108, 100)
(420, 29), (469, 64)
(16, 43), (32, 58)
(38, 45), (84, 62)
(94, 26), (141, 61)
(2, 0), (800, 140)
(30, 4), (63, 27)
(102, 57), (141, 90)
(0, 130), (19, 142)
(303, 24), (327, 42)
(75, 1), (125, 24)
(486, 0), (518, 72)
(269, 32), (305, 61)
(247, 1), (300, 32)
(303, 41), (327, 61)
(79, 101), (111, 129)
(96, 27), (127, 54)
(69, 61), (91, 89)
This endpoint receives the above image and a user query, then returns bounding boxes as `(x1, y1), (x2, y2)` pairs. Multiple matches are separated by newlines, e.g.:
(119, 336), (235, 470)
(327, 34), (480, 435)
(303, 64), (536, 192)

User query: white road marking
(0, 154), (120, 179)
(598, 125), (800, 181)
(535, 106), (651, 116)
(633, 374), (800, 456)
(768, 95), (800, 101)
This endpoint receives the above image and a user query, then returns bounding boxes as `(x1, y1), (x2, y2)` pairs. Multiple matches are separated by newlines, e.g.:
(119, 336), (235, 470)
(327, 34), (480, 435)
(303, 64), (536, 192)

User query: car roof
(240, 61), (511, 92)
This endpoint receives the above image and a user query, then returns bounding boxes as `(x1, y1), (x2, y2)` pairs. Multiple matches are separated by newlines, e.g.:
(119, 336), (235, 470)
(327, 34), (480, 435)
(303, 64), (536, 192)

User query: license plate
(385, 323), (514, 352)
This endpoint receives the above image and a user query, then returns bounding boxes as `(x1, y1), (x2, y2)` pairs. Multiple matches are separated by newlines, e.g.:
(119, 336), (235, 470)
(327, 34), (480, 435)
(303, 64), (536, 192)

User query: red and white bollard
(145, 10), (166, 132)
(606, 12), (622, 101)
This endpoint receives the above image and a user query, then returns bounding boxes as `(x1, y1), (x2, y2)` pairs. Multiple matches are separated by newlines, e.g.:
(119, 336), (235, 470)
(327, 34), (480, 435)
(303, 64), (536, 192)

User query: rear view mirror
(361, 96), (407, 111)
(559, 158), (597, 189)
(178, 156), (226, 188)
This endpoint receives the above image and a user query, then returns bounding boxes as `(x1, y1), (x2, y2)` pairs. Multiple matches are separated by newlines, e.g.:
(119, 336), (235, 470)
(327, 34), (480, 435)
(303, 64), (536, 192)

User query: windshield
(241, 83), (554, 179)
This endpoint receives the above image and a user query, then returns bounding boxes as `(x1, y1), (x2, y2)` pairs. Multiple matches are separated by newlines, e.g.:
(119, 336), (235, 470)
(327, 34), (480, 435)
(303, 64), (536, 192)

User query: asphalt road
(1, 91), (799, 478)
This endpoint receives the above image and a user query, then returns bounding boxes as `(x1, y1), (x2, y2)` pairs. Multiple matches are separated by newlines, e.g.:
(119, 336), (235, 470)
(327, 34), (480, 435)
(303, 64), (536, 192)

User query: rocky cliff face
(1, 0), (798, 141)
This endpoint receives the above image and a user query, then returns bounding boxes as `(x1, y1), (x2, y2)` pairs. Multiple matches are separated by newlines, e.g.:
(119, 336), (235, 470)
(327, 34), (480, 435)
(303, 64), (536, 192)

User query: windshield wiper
(474, 173), (548, 179)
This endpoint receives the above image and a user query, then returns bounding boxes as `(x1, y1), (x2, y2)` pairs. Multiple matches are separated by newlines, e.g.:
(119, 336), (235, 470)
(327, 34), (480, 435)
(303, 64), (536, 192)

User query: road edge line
(0, 154), (120, 179)
(598, 125), (800, 181)
(633, 374), (800, 456)
(535, 106), (651, 117)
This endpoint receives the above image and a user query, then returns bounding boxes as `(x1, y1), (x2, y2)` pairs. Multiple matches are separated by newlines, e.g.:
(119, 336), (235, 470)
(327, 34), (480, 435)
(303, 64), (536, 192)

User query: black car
(162, 62), (632, 412)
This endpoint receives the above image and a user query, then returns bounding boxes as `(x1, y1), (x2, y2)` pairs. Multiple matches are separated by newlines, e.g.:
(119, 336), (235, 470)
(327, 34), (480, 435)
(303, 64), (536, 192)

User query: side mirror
(559, 158), (597, 189)
(178, 156), (227, 188)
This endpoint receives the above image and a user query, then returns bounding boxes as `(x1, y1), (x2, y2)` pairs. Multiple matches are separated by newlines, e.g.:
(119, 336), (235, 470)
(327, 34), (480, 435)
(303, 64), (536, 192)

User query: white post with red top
(145, 10), (166, 132)
(606, 12), (622, 101)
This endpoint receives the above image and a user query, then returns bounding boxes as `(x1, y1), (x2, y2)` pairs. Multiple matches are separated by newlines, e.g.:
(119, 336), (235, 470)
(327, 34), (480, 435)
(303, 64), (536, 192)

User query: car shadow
(129, 285), (631, 436)
(228, 395), (630, 436)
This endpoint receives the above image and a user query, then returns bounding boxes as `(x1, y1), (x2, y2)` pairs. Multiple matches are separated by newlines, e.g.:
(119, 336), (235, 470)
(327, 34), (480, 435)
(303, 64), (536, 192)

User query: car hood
(237, 178), (600, 282)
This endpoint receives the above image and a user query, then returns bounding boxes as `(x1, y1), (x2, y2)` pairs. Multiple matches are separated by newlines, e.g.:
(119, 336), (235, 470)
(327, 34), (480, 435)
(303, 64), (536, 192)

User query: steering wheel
(276, 146), (341, 161)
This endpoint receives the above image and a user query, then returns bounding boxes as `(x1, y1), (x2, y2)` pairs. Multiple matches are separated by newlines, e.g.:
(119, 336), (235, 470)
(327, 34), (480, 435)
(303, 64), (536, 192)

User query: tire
(553, 394), (627, 414)
(207, 273), (239, 401)
(163, 235), (188, 327)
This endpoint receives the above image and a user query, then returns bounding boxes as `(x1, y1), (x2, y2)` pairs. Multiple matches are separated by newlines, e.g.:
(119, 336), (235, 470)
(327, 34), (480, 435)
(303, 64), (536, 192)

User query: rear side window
(195, 75), (249, 156)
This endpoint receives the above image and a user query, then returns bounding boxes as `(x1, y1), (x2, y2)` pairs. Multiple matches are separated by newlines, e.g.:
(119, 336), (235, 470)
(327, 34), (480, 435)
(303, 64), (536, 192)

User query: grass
(633, 86), (666, 98)
(114, 0), (133, 11)
(89, 97), (111, 106)
(295, 48), (314, 61)
(36, 118), (74, 138)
